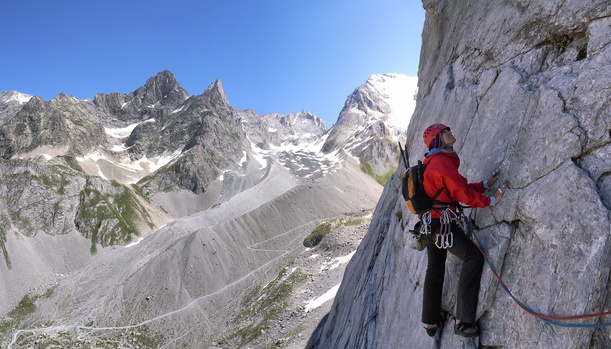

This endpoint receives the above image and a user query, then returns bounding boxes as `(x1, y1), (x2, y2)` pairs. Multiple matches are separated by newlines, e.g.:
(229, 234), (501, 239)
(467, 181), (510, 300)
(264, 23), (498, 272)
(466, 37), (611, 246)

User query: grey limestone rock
(310, 1), (611, 348)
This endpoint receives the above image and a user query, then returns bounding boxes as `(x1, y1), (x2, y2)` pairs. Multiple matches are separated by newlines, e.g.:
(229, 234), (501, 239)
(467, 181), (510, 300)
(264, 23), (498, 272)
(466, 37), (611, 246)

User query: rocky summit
(0, 91), (32, 125)
(0, 70), (414, 347)
(323, 73), (417, 185)
(309, 1), (611, 349)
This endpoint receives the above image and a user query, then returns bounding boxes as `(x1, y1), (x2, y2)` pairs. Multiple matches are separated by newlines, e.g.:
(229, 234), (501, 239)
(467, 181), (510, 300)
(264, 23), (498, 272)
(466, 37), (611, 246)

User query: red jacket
(423, 150), (491, 218)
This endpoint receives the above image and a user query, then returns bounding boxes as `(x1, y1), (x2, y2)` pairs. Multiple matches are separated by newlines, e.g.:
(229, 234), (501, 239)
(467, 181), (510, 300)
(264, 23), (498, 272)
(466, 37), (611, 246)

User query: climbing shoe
(424, 313), (446, 337)
(425, 324), (438, 337)
(454, 321), (479, 338)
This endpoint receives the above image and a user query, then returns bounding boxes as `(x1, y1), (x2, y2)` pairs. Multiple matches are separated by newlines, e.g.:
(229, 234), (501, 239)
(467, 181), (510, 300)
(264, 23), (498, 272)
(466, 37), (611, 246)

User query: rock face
(308, 1), (611, 349)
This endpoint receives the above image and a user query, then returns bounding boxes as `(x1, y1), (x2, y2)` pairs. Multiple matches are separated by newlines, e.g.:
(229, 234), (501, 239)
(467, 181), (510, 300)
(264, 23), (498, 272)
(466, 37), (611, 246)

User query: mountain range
(0, 71), (416, 348)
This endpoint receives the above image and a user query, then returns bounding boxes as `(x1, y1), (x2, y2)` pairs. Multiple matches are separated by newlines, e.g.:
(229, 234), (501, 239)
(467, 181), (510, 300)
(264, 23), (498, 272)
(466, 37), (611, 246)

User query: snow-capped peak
(0, 90), (33, 105)
(364, 73), (418, 129)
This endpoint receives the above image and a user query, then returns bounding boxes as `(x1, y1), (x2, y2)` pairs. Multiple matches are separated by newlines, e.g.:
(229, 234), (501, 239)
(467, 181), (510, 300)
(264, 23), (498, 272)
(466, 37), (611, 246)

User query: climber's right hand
(494, 184), (507, 203)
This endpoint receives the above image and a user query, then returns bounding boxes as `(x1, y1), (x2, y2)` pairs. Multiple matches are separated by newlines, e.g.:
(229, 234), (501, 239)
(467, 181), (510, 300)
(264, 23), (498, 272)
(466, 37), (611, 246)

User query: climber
(420, 123), (506, 338)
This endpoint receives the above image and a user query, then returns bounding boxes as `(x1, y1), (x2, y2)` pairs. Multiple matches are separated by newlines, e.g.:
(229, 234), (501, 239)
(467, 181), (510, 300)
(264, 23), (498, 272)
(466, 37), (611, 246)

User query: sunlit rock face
(308, 1), (611, 348)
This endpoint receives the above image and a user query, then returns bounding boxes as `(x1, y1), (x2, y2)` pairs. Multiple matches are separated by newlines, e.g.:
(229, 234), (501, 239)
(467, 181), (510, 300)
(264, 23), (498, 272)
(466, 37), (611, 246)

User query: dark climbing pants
(421, 219), (484, 325)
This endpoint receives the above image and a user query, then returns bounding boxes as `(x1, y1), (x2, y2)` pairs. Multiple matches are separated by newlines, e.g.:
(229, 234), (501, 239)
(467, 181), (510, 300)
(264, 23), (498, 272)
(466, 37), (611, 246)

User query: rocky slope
(0, 71), (415, 347)
(309, 1), (611, 349)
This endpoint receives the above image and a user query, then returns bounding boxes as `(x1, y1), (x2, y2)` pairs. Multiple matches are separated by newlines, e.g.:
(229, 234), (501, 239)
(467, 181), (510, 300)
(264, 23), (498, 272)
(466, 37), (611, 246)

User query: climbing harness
(465, 209), (611, 328)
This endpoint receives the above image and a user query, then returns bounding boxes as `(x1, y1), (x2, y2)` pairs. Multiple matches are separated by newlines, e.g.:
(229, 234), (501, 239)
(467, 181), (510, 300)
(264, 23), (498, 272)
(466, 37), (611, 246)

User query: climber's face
(441, 128), (456, 146)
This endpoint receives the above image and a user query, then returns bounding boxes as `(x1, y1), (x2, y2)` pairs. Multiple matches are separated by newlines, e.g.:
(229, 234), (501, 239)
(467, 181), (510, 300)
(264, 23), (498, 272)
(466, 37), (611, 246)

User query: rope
(464, 213), (611, 328)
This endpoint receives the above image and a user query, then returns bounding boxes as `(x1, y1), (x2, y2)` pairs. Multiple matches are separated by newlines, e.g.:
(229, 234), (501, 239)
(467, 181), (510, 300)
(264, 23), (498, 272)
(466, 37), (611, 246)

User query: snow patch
(110, 144), (130, 152)
(129, 150), (183, 173)
(105, 123), (140, 138)
(239, 151), (248, 167)
(105, 119), (156, 139)
(320, 250), (356, 273)
(172, 106), (185, 114)
(304, 283), (341, 312)
(249, 142), (269, 169)
(125, 238), (145, 248)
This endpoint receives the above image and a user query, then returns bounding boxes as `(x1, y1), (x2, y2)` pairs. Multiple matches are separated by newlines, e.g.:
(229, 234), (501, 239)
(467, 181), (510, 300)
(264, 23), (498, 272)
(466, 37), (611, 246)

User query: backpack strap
(431, 188), (444, 200)
(430, 188), (451, 208)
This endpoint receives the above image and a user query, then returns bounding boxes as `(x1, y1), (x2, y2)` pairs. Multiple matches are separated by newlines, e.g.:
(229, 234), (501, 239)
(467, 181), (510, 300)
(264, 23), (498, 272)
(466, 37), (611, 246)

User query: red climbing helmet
(423, 123), (449, 148)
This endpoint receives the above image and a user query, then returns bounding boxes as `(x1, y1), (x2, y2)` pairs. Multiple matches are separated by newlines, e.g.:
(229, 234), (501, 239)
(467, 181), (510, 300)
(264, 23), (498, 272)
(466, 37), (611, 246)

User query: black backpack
(398, 142), (444, 215)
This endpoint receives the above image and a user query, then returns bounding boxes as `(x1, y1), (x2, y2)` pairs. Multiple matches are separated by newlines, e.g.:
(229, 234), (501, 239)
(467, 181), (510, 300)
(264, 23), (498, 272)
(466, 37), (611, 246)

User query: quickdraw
(434, 208), (459, 249)
(420, 211), (432, 235)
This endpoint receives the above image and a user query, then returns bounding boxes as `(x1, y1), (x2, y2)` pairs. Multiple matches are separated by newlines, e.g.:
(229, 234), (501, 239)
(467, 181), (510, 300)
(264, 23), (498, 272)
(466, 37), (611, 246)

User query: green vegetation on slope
(303, 214), (365, 248)
(77, 179), (154, 254)
(221, 266), (309, 348)
(358, 137), (399, 186)
(0, 223), (10, 269)
(359, 158), (396, 186)
(0, 288), (55, 344)
(303, 222), (332, 248)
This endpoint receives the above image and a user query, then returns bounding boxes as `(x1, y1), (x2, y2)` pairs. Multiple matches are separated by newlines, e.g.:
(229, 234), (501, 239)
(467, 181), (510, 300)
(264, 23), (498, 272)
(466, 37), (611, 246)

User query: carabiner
(444, 232), (453, 248)
(435, 234), (445, 249)
(421, 221), (431, 235)
(447, 208), (459, 221)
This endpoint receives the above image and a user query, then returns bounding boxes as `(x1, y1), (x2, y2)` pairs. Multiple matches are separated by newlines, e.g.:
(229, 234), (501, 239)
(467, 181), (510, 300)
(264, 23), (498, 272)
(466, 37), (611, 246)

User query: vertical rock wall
(308, 1), (611, 348)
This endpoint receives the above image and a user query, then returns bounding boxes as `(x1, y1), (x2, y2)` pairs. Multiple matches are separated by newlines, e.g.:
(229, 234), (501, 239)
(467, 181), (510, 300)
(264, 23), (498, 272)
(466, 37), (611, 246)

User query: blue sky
(0, 0), (424, 127)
